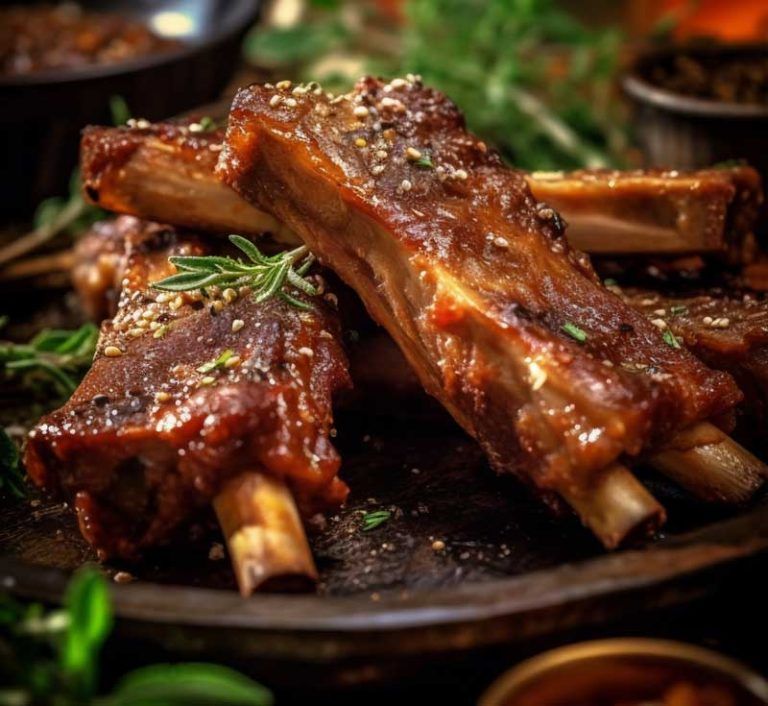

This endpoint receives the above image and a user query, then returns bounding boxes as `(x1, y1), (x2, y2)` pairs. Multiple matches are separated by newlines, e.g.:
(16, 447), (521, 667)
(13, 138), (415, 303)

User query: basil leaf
(108, 664), (273, 706)
(60, 568), (113, 698)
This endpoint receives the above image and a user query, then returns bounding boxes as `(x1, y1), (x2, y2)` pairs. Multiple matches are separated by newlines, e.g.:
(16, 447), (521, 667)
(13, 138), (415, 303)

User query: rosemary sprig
(361, 509), (391, 531)
(152, 235), (319, 310)
(0, 323), (98, 402)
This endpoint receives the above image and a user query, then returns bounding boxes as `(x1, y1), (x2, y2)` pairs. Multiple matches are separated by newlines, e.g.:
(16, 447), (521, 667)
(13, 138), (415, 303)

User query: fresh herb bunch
(244, 0), (626, 170)
(152, 235), (319, 310)
(0, 568), (273, 706)
(361, 509), (391, 531)
(1, 323), (99, 401)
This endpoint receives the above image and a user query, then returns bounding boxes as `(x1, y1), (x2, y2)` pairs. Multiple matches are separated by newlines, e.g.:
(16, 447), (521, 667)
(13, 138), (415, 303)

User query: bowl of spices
(0, 0), (261, 216)
(480, 639), (768, 706)
(622, 43), (768, 180)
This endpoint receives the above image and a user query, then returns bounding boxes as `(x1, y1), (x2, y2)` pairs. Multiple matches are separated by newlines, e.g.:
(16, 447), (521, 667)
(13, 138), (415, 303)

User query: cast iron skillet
(0, 0), (261, 216)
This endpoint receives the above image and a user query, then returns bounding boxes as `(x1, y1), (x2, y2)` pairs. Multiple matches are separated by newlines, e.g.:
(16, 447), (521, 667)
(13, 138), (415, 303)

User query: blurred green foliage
(243, 0), (627, 169)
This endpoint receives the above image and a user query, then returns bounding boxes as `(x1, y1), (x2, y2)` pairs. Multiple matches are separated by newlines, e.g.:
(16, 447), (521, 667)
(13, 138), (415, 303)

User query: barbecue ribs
(25, 218), (350, 559)
(217, 76), (741, 514)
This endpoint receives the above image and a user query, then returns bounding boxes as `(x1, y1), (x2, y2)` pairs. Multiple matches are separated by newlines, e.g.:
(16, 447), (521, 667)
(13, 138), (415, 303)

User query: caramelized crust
(219, 76), (741, 494)
(80, 119), (295, 241)
(527, 166), (762, 262)
(25, 219), (350, 559)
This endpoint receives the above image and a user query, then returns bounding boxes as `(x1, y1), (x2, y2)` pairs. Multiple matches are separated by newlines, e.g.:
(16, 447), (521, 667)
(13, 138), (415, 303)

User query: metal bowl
(622, 44), (768, 176)
(0, 0), (261, 216)
(480, 638), (768, 706)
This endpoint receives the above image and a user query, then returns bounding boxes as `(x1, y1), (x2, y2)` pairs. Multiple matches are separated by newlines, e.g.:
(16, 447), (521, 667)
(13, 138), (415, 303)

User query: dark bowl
(623, 44), (768, 178)
(0, 0), (261, 217)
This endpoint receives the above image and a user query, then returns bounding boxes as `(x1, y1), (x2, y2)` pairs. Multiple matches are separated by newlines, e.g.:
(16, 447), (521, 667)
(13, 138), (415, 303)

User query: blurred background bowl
(0, 0), (261, 217)
(623, 43), (768, 179)
(480, 638), (768, 706)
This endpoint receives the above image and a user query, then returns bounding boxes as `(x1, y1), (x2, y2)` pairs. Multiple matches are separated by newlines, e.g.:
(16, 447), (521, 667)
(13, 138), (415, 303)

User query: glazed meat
(80, 122), (761, 262)
(25, 218), (350, 559)
(526, 166), (762, 263)
(218, 77), (741, 515)
(624, 286), (768, 449)
(80, 118), (297, 243)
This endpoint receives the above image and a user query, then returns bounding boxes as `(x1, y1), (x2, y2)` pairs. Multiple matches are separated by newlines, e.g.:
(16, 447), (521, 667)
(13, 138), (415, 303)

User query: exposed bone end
(557, 463), (666, 550)
(214, 472), (318, 596)
(651, 422), (767, 504)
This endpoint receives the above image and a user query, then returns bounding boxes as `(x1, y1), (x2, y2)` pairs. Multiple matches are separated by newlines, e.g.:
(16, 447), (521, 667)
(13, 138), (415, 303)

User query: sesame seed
(231, 319), (245, 332)
(494, 236), (509, 248)
(355, 137), (367, 148)
(354, 105), (369, 118)
(211, 300), (224, 313)
(653, 309), (667, 316)
(454, 168), (468, 180)
(703, 316), (713, 325)
(650, 318), (667, 329)
(371, 165), (385, 175)
(224, 355), (241, 368)
(406, 146), (422, 161)
(156, 293), (169, 303)
(149, 321), (161, 331)
(276, 80), (292, 90)
(169, 296), (183, 311)
(128, 328), (144, 338)
(718, 317), (730, 328)
(400, 179), (412, 192)
(432, 540), (446, 551)
(188, 122), (203, 133)
(155, 391), (170, 402)
(104, 346), (122, 357)
(284, 97), (297, 108)
(391, 78), (408, 88)
(298, 347), (314, 357)
(269, 95), (282, 107)
(200, 376), (216, 386)
(222, 288), (238, 304)
(375, 149), (388, 160)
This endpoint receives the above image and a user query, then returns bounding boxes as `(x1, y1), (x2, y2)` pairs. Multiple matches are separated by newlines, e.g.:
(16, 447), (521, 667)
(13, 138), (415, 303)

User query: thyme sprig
(152, 235), (319, 310)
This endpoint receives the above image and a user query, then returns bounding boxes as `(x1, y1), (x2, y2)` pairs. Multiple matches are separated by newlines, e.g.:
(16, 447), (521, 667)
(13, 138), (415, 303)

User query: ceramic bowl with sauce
(480, 639), (768, 706)
(0, 0), (261, 216)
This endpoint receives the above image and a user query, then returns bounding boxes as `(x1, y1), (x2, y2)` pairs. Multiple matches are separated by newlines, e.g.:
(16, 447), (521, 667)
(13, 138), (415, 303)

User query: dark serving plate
(2, 415), (767, 687)
(0, 0), (261, 216)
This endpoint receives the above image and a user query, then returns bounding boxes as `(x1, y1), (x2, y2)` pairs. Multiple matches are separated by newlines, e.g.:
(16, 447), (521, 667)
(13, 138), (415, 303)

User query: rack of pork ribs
(27, 77), (768, 595)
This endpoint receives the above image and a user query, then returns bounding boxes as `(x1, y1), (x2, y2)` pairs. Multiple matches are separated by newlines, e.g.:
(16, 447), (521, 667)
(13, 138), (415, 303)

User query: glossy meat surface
(80, 118), (296, 242)
(219, 76), (741, 493)
(623, 285), (768, 448)
(25, 219), (350, 559)
(527, 166), (762, 262)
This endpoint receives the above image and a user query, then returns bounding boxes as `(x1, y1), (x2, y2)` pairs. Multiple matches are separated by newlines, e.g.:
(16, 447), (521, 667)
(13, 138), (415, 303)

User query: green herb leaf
(60, 567), (113, 699)
(108, 663), (273, 706)
(662, 329), (681, 349)
(561, 321), (587, 343)
(1, 323), (98, 404)
(0, 429), (25, 499)
(361, 509), (391, 531)
(414, 154), (434, 169)
(152, 237), (319, 311)
(603, 278), (618, 287)
(196, 350), (235, 374)
(110, 95), (132, 126)
(198, 116), (218, 132)
(669, 305), (688, 317)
